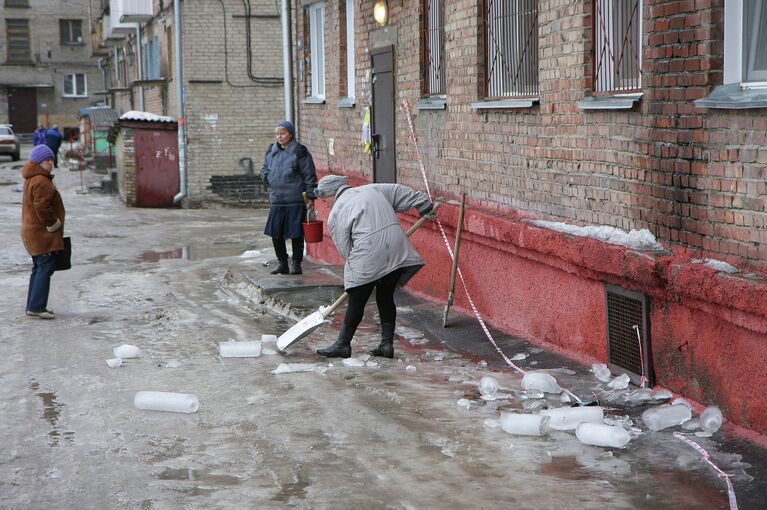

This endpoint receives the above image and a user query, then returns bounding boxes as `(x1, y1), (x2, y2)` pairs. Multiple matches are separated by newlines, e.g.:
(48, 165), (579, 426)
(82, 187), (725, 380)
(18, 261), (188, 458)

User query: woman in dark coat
(21, 145), (66, 319)
(260, 121), (318, 275)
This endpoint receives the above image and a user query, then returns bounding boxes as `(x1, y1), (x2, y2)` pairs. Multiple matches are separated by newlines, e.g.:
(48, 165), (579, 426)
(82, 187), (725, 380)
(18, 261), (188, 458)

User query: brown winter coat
(21, 161), (65, 256)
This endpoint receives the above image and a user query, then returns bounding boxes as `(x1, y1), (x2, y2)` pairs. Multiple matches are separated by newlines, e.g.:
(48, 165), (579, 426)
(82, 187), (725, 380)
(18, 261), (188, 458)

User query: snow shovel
(277, 202), (441, 351)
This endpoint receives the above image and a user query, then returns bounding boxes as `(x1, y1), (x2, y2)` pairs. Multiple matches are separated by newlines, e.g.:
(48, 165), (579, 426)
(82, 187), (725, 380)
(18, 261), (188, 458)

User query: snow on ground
(533, 220), (664, 251)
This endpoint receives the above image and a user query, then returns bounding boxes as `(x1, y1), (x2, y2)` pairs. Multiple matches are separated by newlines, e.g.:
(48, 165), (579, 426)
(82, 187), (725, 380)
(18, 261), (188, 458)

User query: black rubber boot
(270, 260), (289, 275)
(369, 322), (395, 358)
(289, 260), (302, 275)
(317, 324), (355, 358)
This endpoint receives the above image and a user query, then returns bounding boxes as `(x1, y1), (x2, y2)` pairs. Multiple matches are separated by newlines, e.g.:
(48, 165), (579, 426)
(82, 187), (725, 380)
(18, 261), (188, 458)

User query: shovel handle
(322, 201), (441, 320)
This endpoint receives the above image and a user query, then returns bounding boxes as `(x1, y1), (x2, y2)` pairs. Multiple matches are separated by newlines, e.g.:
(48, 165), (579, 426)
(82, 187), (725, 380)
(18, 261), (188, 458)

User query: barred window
(6, 19), (31, 63)
(422, 0), (445, 96)
(484, 0), (538, 99)
(593, 0), (641, 94)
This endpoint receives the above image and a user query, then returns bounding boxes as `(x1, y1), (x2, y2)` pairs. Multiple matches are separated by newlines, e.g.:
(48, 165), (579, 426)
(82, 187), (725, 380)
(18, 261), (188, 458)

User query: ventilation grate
(605, 285), (653, 387)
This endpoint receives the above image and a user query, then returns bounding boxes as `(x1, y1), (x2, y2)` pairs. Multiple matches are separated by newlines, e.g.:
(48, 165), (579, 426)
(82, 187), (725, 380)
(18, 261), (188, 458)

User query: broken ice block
(165, 359), (181, 368)
(261, 334), (277, 343)
(106, 358), (122, 368)
(134, 391), (199, 413)
(511, 353), (528, 361)
(521, 371), (561, 393)
(641, 404), (692, 431)
(576, 423), (631, 448)
(681, 418), (700, 431)
(650, 389), (673, 400)
(522, 399), (547, 412)
(456, 398), (472, 409)
(500, 412), (550, 436)
(671, 397), (693, 409)
(342, 358), (366, 367)
(592, 363), (612, 382)
(113, 344), (140, 359)
(540, 406), (604, 431)
(406, 365), (417, 372)
(479, 376), (499, 397)
(699, 406), (723, 433)
(607, 373), (631, 390)
(271, 363), (327, 374)
(219, 340), (261, 358)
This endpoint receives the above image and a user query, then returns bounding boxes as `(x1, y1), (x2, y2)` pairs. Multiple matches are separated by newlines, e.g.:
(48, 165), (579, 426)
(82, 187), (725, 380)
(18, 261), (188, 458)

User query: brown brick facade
(296, 0), (767, 271)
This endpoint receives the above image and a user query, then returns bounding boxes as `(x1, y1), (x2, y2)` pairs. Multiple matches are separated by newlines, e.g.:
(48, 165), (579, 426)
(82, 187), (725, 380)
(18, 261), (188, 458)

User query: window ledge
(303, 96), (326, 104)
(694, 83), (767, 110)
(417, 97), (447, 110)
(471, 98), (539, 110)
(577, 94), (642, 110)
(339, 97), (355, 108)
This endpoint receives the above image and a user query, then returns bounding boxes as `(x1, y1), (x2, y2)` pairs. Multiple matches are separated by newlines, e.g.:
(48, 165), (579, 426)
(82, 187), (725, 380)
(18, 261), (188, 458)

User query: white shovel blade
(276, 309), (327, 351)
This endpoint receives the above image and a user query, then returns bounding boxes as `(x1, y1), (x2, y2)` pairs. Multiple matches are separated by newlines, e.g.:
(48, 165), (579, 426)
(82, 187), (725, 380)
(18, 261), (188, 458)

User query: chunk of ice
(240, 250), (261, 258)
(113, 344), (140, 359)
(342, 358), (366, 367)
(592, 363), (612, 382)
(671, 397), (692, 409)
(681, 418), (700, 431)
(456, 398), (472, 409)
(406, 365), (417, 372)
(511, 353), (528, 361)
(522, 399), (547, 412)
(699, 406), (723, 433)
(165, 359), (181, 368)
(607, 373), (631, 390)
(641, 404), (692, 431)
(261, 348), (277, 355)
(519, 389), (545, 400)
(484, 418), (501, 429)
(522, 371), (561, 393)
(366, 361), (379, 368)
(220, 340), (261, 358)
(540, 406), (604, 431)
(479, 376), (499, 397)
(272, 363), (328, 374)
(650, 389), (673, 400)
(106, 358), (122, 368)
(500, 412), (550, 436)
(134, 391), (199, 413)
(261, 334), (278, 343)
(576, 422), (631, 448)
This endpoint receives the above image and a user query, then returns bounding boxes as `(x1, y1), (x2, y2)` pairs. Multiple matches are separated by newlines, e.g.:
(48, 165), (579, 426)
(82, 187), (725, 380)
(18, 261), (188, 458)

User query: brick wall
(296, 0), (767, 271)
(181, 0), (284, 205)
(116, 126), (137, 205)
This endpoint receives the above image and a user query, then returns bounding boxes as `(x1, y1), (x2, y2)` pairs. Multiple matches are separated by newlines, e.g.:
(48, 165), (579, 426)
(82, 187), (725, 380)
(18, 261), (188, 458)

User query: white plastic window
(63, 73), (87, 97)
(345, 0), (355, 100)
(309, 3), (326, 99)
(725, 0), (767, 87)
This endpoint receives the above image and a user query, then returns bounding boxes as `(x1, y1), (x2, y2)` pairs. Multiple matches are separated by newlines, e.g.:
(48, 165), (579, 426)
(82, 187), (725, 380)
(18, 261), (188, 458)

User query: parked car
(0, 124), (20, 161)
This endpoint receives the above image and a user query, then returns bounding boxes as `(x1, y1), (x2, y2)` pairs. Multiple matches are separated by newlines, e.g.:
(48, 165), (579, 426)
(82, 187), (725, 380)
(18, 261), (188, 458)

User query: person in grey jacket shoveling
(314, 175), (435, 359)
(260, 120), (318, 275)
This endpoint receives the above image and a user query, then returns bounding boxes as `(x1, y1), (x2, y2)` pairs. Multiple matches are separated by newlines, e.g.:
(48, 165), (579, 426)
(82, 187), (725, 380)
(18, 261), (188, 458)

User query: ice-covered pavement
(0, 154), (765, 509)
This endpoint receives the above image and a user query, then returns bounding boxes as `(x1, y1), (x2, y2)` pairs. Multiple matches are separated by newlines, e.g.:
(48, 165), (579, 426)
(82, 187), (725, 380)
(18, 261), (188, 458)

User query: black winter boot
(270, 260), (289, 275)
(369, 322), (395, 358)
(317, 324), (355, 358)
(289, 260), (302, 275)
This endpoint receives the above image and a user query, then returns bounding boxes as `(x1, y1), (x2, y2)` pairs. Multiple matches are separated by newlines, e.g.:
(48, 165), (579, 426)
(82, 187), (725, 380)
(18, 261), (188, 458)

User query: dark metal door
(135, 128), (179, 207)
(8, 88), (37, 133)
(371, 46), (396, 183)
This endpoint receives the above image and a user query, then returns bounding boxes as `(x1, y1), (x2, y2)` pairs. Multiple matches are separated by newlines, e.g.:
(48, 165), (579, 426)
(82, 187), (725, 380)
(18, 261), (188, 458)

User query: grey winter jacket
(260, 139), (318, 205)
(327, 183), (433, 289)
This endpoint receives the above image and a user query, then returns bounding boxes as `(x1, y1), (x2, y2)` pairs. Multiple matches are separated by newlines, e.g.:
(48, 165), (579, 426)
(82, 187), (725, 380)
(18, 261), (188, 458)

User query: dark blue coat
(260, 139), (317, 205)
(44, 129), (62, 153)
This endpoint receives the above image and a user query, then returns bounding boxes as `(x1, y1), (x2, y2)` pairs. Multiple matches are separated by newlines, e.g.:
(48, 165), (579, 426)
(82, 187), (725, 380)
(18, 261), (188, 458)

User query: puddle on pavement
(30, 378), (74, 447)
(139, 243), (252, 262)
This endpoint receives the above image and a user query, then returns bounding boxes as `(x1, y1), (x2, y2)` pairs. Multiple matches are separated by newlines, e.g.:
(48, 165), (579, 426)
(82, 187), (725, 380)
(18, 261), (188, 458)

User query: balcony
(91, 18), (111, 56)
(110, 0), (139, 34)
(102, 14), (126, 45)
(119, 0), (154, 23)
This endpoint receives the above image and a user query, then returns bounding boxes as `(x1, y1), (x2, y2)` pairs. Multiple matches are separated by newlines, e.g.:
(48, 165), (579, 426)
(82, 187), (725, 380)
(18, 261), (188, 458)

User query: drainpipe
(135, 25), (145, 110)
(280, 0), (293, 122)
(172, 0), (187, 205)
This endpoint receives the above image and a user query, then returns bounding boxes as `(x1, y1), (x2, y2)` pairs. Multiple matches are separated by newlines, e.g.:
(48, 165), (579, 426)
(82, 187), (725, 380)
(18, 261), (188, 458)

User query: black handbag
(54, 237), (71, 271)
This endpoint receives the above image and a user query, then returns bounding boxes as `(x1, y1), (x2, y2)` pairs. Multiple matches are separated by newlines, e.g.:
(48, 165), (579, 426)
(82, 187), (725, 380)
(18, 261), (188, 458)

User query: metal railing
(593, 0), (641, 94)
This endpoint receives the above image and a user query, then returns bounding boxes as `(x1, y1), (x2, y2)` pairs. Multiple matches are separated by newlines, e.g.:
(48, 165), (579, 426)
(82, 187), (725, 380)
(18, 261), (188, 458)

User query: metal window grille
(605, 285), (653, 387)
(743, 0), (767, 82)
(484, 0), (538, 99)
(422, 0), (445, 96)
(593, 0), (641, 94)
(6, 19), (31, 62)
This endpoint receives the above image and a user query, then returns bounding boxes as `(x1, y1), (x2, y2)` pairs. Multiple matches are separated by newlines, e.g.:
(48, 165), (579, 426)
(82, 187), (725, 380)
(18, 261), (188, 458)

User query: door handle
(371, 133), (381, 158)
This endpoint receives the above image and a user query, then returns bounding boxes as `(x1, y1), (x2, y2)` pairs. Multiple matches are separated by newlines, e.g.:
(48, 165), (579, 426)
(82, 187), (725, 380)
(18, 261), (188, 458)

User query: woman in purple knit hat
(20, 145), (65, 319)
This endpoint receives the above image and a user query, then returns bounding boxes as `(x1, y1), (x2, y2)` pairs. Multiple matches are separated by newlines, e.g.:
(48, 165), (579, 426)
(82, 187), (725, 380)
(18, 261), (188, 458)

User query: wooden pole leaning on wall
(442, 192), (466, 327)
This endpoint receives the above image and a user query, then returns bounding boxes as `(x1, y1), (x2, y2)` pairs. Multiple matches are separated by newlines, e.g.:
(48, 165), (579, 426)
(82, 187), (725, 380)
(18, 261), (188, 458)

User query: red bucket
(303, 220), (324, 243)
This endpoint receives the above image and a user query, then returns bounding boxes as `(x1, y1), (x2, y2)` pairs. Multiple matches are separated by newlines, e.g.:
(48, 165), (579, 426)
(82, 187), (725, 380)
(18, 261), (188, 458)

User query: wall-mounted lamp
(373, 0), (388, 26)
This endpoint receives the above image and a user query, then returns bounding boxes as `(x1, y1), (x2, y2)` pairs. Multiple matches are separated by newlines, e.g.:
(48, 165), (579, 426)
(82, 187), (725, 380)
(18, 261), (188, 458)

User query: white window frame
(308, 2), (326, 100)
(63, 73), (87, 98)
(725, 0), (767, 88)
(345, 0), (355, 101)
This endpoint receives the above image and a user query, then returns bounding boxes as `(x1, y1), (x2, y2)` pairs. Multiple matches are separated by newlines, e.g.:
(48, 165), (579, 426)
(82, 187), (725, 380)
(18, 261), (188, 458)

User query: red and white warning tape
(399, 97), (583, 404)
(673, 432), (739, 510)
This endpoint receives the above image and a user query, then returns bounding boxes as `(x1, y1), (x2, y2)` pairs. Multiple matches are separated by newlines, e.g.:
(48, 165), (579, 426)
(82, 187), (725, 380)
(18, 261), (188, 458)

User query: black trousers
(272, 237), (304, 263)
(343, 269), (402, 330)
